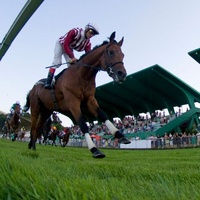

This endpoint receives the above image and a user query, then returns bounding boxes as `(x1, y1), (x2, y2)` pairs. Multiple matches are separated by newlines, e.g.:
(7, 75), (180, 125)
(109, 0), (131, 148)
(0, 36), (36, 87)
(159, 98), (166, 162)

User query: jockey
(44, 23), (100, 89)
(48, 126), (57, 137)
(21, 126), (25, 132)
(51, 112), (62, 123)
(7, 101), (21, 120)
(52, 126), (57, 131)
(60, 127), (68, 138)
(10, 101), (21, 114)
(60, 130), (66, 138)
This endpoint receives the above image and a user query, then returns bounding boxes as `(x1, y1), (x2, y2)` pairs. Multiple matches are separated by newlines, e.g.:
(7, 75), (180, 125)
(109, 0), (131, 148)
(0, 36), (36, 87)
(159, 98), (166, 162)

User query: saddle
(38, 68), (67, 88)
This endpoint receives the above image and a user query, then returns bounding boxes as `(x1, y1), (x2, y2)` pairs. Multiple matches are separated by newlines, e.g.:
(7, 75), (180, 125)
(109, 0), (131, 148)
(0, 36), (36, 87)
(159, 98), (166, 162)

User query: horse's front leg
(87, 96), (131, 145)
(53, 139), (57, 147)
(69, 101), (105, 158)
(77, 114), (105, 158)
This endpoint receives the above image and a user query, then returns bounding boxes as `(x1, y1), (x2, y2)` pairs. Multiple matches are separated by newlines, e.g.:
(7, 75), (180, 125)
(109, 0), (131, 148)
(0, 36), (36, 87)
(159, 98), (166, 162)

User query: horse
(6, 104), (21, 141)
(38, 117), (52, 144)
(23, 32), (130, 158)
(43, 129), (60, 146)
(58, 128), (71, 147)
(17, 128), (26, 142)
(2, 122), (9, 138)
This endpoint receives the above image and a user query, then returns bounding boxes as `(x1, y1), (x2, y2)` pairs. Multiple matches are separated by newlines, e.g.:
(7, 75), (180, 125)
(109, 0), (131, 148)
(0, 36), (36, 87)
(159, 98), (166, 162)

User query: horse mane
(79, 40), (109, 60)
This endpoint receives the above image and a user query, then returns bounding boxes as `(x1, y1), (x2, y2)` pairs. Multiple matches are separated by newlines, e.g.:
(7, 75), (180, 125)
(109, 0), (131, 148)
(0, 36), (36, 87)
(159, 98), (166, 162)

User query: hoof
(118, 137), (131, 144)
(92, 149), (106, 158)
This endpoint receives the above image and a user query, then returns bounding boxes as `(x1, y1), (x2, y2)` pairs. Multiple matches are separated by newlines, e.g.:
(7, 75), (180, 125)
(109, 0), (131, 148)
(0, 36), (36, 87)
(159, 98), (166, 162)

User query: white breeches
(52, 39), (72, 69)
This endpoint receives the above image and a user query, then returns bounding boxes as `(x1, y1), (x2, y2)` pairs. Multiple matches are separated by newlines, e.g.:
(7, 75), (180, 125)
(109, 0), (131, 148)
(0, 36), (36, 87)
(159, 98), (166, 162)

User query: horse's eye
(109, 50), (114, 56)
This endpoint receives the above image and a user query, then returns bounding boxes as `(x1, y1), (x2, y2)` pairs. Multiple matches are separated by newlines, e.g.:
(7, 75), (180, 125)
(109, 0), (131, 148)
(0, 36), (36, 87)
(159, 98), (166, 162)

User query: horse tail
(23, 91), (30, 112)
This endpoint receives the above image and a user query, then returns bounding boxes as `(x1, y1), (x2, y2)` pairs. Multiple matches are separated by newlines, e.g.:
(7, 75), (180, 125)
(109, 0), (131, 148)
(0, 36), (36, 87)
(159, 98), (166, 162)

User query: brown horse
(23, 32), (130, 158)
(6, 104), (21, 141)
(2, 122), (9, 138)
(17, 128), (26, 142)
(58, 128), (71, 147)
(43, 129), (60, 146)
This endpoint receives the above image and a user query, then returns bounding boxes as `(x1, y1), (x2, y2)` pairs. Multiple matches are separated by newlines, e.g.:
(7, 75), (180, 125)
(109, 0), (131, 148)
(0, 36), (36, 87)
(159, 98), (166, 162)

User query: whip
(45, 62), (71, 69)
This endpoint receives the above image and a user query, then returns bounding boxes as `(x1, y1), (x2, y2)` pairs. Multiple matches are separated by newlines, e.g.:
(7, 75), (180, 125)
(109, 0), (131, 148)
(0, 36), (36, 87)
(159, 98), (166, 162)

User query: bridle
(77, 42), (124, 75)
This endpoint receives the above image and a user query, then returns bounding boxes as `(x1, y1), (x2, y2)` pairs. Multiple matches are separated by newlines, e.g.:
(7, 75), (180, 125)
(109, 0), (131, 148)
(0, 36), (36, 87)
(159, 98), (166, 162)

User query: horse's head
(15, 104), (21, 115)
(102, 32), (127, 83)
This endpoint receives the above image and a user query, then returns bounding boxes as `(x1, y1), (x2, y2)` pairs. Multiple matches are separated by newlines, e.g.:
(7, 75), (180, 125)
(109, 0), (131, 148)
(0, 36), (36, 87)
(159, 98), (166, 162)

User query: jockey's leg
(44, 68), (56, 89)
(7, 113), (12, 120)
(97, 108), (131, 144)
(45, 39), (62, 89)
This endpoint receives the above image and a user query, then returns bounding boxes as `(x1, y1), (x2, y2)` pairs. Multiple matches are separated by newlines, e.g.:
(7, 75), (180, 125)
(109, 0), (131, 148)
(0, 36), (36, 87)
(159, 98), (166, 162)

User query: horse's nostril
(118, 71), (126, 78)
(118, 71), (123, 76)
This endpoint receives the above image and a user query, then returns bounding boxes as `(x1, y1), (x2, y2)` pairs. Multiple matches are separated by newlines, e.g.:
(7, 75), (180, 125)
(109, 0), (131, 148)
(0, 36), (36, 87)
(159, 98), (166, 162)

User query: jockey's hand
(70, 57), (77, 64)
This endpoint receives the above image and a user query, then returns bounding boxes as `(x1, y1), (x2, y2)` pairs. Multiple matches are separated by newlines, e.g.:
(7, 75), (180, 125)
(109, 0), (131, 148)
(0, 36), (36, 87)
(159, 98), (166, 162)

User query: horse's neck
(77, 45), (105, 80)
(10, 113), (19, 125)
(13, 113), (19, 120)
(15, 105), (20, 112)
(82, 45), (105, 66)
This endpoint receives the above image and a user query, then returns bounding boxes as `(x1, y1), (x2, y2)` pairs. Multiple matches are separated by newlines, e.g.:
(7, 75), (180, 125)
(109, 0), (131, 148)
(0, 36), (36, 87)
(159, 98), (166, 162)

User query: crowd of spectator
(2, 108), (199, 149)
(68, 109), (182, 138)
(64, 108), (200, 149)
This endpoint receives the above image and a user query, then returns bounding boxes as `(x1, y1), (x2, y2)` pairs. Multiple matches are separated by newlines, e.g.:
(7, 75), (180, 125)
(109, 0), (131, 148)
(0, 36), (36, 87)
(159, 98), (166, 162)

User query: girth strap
(50, 89), (60, 111)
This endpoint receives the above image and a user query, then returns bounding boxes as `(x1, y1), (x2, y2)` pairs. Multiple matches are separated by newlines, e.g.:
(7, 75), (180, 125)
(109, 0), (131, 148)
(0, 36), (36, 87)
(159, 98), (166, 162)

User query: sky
(1, 0), (200, 126)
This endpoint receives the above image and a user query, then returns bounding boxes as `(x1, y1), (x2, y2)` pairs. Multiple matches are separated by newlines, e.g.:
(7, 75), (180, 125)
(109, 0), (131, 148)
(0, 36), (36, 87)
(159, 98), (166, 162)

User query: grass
(0, 139), (200, 200)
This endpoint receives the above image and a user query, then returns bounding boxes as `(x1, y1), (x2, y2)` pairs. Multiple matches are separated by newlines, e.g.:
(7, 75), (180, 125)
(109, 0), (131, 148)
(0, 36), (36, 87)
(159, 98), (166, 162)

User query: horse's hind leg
(29, 114), (44, 150)
(30, 107), (51, 150)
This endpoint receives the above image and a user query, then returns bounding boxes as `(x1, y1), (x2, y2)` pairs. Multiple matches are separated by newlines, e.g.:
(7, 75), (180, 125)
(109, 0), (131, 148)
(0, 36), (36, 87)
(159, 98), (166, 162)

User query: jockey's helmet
(85, 23), (99, 35)
(16, 101), (20, 105)
(52, 126), (57, 131)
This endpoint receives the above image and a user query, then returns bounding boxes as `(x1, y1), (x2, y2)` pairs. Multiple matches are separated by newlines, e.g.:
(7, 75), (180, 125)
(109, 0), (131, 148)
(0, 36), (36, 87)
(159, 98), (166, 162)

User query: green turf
(0, 139), (200, 200)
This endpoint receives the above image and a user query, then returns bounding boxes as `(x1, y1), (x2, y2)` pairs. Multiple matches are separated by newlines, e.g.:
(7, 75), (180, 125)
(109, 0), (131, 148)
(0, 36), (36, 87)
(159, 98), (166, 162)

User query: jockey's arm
(63, 29), (76, 59)
(85, 43), (91, 53)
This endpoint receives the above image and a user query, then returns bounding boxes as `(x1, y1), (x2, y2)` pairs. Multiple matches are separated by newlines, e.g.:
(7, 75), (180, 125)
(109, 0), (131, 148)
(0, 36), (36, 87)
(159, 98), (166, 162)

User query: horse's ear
(109, 32), (116, 43)
(118, 37), (124, 47)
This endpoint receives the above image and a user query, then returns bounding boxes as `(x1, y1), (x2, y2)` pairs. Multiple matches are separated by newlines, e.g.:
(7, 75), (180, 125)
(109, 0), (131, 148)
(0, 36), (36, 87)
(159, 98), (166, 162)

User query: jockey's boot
(44, 68), (56, 89)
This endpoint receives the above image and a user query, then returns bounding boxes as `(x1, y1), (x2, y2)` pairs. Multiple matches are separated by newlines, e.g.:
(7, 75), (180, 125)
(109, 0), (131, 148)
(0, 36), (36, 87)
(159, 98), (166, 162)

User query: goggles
(88, 29), (96, 35)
